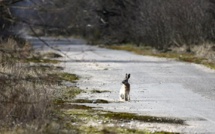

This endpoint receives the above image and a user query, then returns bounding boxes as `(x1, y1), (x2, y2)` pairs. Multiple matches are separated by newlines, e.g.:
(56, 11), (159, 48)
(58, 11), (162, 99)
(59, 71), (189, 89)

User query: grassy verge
(105, 44), (215, 69)
(26, 52), (63, 64)
(0, 38), (59, 132)
(26, 56), (60, 64)
(45, 102), (181, 134)
(0, 38), (78, 133)
(0, 38), (182, 133)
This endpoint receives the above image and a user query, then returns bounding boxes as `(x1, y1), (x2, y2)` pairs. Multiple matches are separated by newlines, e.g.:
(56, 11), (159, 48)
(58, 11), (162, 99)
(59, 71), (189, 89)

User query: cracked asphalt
(30, 37), (215, 133)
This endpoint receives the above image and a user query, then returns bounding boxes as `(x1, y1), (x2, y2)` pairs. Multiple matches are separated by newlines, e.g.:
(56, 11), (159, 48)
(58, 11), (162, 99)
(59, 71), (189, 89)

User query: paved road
(30, 37), (215, 133)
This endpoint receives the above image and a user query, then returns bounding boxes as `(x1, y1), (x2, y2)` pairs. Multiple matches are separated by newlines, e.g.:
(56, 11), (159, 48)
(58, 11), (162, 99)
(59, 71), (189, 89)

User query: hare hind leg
(125, 93), (130, 101)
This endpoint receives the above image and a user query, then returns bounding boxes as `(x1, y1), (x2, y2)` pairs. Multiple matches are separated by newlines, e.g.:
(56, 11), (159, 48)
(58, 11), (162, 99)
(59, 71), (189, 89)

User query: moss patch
(50, 68), (182, 134)
(53, 103), (181, 134)
(25, 52), (63, 63)
(102, 112), (184, 125)
(90, 89), (111, 93)
(57, 72), (79, 82)
(72, 99), (109, 104)
(62, 103), (184, 125)
(54, 87), (83, 105)
(61, 87), (82, 99)
(60, 104), (94, 110)
(78, 126), (172, 134)
(45, 72), (79, 85)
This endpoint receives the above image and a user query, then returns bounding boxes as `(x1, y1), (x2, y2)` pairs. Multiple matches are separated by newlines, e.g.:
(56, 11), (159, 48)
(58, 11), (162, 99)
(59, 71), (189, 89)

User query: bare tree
(3, 0), (215, 48)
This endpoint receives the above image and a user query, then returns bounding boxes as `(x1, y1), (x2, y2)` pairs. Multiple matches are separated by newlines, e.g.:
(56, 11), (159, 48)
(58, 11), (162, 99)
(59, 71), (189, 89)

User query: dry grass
(0, 38), (58, 131)
(0, 38), (188, 133)
(106, 44), (215, 69)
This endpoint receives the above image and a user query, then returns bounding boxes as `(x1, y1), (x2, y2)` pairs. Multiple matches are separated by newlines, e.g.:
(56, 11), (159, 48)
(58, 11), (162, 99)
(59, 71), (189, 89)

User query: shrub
(0, 38), (55, 128)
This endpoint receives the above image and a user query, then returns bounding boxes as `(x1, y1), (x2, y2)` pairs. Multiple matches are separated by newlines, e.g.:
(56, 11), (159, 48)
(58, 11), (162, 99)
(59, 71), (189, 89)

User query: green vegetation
(54, 87), (83, 105)
(91, 89), (111, 94)
(102, 111), (184, 125)
(1, 0), (198, 133)
(49, 71), (182, 134)
(26, 56), (60, 64)
(57, 72), (79, 82)
(53, 72), (81, 105)
(0, 39), (182, 133)
(24, 51), (64, 64)
(47, 103), (181, 134)
(72, 99), (109, 103)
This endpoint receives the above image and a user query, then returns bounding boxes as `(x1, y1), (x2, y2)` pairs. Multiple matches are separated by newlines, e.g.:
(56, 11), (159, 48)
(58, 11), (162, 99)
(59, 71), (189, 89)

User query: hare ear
(125, 73), (128, 78)
(127, 74), (130, 79)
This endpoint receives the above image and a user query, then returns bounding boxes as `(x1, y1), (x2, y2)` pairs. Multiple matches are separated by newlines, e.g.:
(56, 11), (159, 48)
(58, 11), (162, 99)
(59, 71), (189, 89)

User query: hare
(119, 74), (131, 101)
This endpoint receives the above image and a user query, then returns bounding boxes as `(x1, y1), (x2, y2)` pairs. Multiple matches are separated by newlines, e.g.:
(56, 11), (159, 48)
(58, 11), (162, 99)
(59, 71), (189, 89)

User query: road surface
(30, 37), (215, 133)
